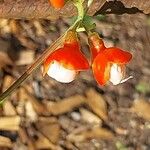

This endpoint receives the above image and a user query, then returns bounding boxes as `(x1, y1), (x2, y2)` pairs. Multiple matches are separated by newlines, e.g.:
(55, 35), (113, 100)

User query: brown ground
(0, 13), (150, 150)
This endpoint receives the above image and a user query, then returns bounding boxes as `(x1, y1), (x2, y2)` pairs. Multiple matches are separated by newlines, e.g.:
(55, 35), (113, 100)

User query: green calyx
(72, 0), (95, 33)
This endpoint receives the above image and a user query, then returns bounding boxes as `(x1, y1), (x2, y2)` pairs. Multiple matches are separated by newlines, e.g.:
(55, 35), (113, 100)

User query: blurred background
(0, 12), (150, 150)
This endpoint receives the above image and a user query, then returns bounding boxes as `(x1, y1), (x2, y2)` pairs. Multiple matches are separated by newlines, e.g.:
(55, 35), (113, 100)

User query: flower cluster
(88, 32), (132, 85)
(43, 31), (132, 86)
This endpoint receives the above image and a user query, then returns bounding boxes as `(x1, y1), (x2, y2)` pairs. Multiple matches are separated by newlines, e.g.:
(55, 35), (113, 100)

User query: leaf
(85, 88), (108, 121)
(116, 141), (128, 150)
(16, 50), (35, 66)
(3, 101), (17, 116)
(0, 51), (12, 69)
(0, 116), (21, 131)
(80, 108), (102, 126)
(82, 15), (96, 31)
(0, 135), (12, 148)
(20, 87), (46, 114)
(46, 95), (86, 115)
(36, 118), (60, 144)
(136, 82), (150, 94)
(67, 127), (114, 142)
(132, 99), (150, 121)
(25, 101), (38, 122)
(35, 132), (62, 150)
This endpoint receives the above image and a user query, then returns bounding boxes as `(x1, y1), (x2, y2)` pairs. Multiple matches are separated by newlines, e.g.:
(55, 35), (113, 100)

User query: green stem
(0, 18), (81, 104)
(73, 0), (84, 20)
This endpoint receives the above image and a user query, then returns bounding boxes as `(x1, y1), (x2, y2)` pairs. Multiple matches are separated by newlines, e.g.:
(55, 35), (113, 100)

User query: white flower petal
(47, 61), (77, 83)
(109, 64), (124, 85)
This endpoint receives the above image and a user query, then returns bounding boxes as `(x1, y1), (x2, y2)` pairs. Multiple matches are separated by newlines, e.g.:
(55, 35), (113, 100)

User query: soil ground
(0, 13), (150, 150)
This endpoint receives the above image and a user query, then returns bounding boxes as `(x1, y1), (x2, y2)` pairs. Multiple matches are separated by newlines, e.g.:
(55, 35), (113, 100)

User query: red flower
(49, 0), (65, 9)
(89, 32), (132, 85)
(43, 31), (89, 83)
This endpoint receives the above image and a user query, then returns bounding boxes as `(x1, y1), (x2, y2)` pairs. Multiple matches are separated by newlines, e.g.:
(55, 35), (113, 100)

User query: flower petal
(44, 45), (89, 74)
(49, 0), (65, 9)
(109, 64), (125, 85)
(92, 53), (110, 85)
(47, 61), (77, 83)
(88, 32), (106, 61)
(104, 47), (132, 64)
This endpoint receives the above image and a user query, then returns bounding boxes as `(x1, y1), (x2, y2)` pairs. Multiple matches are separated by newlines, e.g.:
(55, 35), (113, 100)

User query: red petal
(49, 0), (65, 9)
(44, 44), (89, 72)
(92, 53), (110, 86)
(88, 32), (106, 61)
(104, 47), (132, 64)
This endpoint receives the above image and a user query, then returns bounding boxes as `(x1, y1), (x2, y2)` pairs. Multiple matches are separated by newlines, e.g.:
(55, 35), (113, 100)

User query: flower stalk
(0, 4), (84, 103)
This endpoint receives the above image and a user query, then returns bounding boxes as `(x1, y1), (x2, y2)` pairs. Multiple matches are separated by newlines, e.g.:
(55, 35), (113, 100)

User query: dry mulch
(0, 13), (150, 150)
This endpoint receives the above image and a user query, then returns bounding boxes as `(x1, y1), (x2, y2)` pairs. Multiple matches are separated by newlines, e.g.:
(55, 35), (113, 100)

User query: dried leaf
(0, 135), (12, 148)
(2, 75), (14, 92)
(3, 101), (17, 116)
(80, 108), (102, 126)
(0, 51), (12, 69)
(19, 87), (46, 114)
(16, 50), (35, 66)
(132, 99), (150, 121)
(35, 132), (62, 150)
(115, 128), (128, 135)
(37, 118), (60, 144)
(38, 117), (58, 124)
(67, 127), (114, 142)
(19, 128), (29, 144)
(0, 116), (21, 131)
(25, 101), (38, 122)
(85, 88), (108, 121)
(46, 95), (86, 115)
(18, 128), (36, 150)
(33, 21), (45, 36)
(9, 20), (21, 34)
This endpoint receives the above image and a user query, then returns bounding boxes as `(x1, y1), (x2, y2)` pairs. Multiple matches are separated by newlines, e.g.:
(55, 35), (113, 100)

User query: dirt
(0, 13), (150, 150)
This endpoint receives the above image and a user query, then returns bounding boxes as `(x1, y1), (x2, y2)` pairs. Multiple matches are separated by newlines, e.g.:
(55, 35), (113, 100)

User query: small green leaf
(116, 141), (128, 150)
(83, 15), (96, 31)
(136, 82), (150, 94)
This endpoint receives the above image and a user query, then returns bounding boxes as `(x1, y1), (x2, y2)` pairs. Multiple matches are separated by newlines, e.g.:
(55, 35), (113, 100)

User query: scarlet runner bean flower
(43, 30), (89, 83)
(88, 32), (132, 86)
(49, 0), (65, 9)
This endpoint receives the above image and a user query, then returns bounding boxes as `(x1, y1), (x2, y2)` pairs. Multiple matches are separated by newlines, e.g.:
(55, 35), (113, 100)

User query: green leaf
(116, 141), (128, 150)
(136, 82), (150, 94)
(83, 15), (96, 31)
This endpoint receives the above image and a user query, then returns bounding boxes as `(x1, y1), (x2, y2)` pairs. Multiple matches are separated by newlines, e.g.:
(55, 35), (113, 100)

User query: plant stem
(73, 0), (84, 20)
(0, 18), (81, 103)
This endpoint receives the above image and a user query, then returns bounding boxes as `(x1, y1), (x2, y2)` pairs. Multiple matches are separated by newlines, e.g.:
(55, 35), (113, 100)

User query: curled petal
(109, 64), (133, 85)
(104, 47), (132, 64)
(109, 64), (125, 85)
(92, 53), (110, 85)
